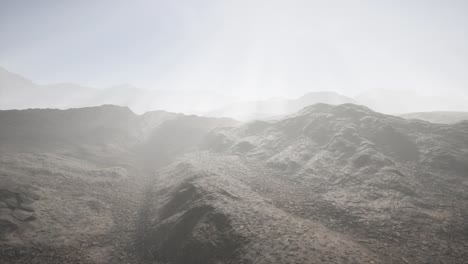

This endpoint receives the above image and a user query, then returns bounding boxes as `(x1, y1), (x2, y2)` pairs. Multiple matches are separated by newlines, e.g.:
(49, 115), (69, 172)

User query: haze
(1, 0), (468, 114)
(2, 2), (468, 263)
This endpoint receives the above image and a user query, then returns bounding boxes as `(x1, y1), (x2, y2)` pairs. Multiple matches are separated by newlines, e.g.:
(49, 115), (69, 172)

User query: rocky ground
(0, 151), (147, 263)
(0, 105), (237, 263)
(1, 104), (467, 263)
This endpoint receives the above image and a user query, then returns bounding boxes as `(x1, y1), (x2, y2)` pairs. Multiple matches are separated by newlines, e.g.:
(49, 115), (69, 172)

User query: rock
(12, 209), (35, 221)
(0, 219), (18, 238)
(19, 204), (35, 212)
(5, 198), (19, 209)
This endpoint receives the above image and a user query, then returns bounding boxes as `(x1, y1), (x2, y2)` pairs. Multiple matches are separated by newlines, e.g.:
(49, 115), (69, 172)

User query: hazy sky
(1, 0), (467, 100)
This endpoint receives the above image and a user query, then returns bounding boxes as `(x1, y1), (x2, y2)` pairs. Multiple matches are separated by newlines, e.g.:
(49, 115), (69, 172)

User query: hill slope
(142, 103), (468, 264)
(0, 105), (238, 264)
(1, 104), (467, 264)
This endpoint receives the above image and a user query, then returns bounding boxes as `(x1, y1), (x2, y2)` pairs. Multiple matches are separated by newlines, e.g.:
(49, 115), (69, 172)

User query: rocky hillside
(0, 105), (238, 264)
(141, 104), (468, 264)
(1, 103), (467, 264)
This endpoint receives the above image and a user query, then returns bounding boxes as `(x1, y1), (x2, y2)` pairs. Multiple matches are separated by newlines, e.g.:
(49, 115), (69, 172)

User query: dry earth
(1, 104), (468, 263)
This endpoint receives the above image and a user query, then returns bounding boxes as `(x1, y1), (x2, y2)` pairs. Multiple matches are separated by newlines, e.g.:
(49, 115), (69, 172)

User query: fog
(2, 2), (468, 263)
(1, 0), (468, 115)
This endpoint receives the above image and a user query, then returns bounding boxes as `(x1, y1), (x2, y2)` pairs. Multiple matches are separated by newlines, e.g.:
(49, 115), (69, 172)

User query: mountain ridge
(206, 91), (358, 121)
(399, 111), (468, 124)
(0, 101), (467, 264)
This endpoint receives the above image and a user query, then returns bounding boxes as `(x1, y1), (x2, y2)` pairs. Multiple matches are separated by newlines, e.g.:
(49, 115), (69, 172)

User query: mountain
(141, 103), (468, 264)
(356, 89), (468, 114)
(0, 67), (236, 115)
(206, 91), (358, 121)
(2, 103), (467, 264)
(0, 105), (239, 264)
(0, 67), (105, 110)
(400, 111), (468, 124)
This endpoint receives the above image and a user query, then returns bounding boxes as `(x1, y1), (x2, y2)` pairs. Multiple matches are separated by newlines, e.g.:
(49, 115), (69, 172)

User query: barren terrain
(1, 104), (467, 263)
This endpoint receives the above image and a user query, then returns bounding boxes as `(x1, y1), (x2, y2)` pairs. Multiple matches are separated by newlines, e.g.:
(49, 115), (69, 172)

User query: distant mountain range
(355, 89), (468, 114)
(2, 66), (468, 122)
(206, 91), (358, 121)
(0, 67), (96, 110)
(399, 111), (468, 124)
(0, 67), (234, 115)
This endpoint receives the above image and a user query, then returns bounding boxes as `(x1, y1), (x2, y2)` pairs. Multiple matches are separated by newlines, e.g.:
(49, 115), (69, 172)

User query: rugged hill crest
(166, 102), (468, 263)
(0, 105), (239, 264)
(1, 103), (467, 264)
